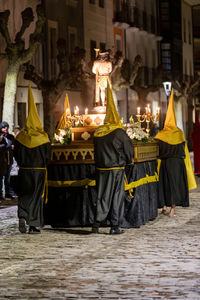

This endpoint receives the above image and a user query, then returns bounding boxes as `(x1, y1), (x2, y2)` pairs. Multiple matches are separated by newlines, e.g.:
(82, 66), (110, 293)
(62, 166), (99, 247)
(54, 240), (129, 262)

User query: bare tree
(0, 5), (45, 129)
(24, 42), (86, 139)
(111, 53), (143, 92)
(172, 74), (200, 149)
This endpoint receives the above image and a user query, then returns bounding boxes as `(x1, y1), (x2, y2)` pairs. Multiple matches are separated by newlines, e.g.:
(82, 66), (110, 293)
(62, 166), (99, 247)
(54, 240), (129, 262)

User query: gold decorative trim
(50, 141), (159, 164)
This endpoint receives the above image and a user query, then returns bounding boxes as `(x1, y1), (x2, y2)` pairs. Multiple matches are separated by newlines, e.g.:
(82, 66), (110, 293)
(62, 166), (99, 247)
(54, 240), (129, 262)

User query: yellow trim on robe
(184, 143), (197, 190)
(48, 178), (96, 188)
(125, 173), (159, 190)
(47, 173), (159, 191)
(97, 167), (125, 170)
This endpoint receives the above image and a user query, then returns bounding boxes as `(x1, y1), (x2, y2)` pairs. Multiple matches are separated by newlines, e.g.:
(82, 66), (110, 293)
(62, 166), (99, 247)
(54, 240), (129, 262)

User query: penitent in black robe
(14, 141), (51, 227)
(94, 128), (134, 227)
(158, 140), (189, 208)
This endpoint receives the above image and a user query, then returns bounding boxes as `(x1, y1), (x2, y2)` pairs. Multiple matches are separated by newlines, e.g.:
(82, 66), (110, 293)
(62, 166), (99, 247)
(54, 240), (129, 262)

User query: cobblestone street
(0, 182), (200, 299)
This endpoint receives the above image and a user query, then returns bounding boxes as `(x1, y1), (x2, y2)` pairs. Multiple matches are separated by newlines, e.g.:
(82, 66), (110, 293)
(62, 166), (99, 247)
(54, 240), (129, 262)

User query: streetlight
(163, 81), (172, 105)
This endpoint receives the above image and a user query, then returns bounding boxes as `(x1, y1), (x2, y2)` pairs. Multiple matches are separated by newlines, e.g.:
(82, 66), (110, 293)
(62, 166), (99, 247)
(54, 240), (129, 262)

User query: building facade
(0, 0), (43, 128)
(113, 0), (162, 123)
(192, 3), (200, 112)
(159, 0), (200, 141)
(83, 0), (114, 62)
(0, 0), (199, 140)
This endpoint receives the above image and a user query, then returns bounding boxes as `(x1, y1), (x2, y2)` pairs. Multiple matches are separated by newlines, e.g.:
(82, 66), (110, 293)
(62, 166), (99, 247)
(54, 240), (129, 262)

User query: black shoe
(109, 227), (124, 235)
(29, 226), (40, 234)
(92, 222), (100, 234)
(19, 218), (26, 234)
(92, 227), (99, 234)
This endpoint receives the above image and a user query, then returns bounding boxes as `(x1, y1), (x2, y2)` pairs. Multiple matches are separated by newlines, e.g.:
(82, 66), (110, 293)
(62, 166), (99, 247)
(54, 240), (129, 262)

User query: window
(31, 45), (43, 74)
(152, 49), (156, 68)
(114, 27), (123, 55)
(116, 39), (122, 52)
(160, 1), (169, 30)
(190, 60), (192, 77)
(68, 26), (77, 54)
(114, 0), (121, 13)
(69, 33), (76, 53)
(90, 40), (97, 60)
(50, 28), (57, 79)
(185, 59), (187, 75)
(99, 0), (104, 8)
(161, 43), (170, 50)
(183, 19), (186, 42)
(188, 21), (191, 44)
(17, 103), (26, 129)
(100, 42), (106, 52)
(66, 0), (78, 7)
(48, 20), (58, 80)
(161, 43), (171, 71)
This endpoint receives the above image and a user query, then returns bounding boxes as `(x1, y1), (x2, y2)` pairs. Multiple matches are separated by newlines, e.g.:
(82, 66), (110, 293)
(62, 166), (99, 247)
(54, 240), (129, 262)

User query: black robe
(14, 141), (51, 227)
(94, 128), (134, 227)
(157, 140), (189, 208)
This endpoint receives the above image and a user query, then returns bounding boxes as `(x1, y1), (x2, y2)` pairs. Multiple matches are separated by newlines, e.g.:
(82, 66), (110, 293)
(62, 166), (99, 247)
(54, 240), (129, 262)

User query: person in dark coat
(191, 111), (200, 176)
(14, 85), (51, 234)
(93, 82), (134, 234)
(154, 89), (196, 217)
(0, 121), (16, 200)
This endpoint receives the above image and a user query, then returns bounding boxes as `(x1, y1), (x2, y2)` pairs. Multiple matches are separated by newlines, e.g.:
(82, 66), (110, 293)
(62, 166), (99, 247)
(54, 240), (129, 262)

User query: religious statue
(92, 49), (112, 107)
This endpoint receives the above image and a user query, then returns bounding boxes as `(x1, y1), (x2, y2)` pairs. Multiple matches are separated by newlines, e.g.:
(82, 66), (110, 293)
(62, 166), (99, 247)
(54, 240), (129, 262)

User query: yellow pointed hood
(16, 85), (50, 148)
(155, 89), (196, 190)
(155, 89), (185, 144)
(56, 93), (71, 131)
(94, 82), (123, 137)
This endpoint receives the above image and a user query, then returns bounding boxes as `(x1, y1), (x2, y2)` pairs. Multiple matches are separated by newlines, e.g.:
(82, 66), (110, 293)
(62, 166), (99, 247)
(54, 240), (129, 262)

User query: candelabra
(66, 114), (83, 128)
(136, 105), (160, 138)
(65, 107), (83, 128)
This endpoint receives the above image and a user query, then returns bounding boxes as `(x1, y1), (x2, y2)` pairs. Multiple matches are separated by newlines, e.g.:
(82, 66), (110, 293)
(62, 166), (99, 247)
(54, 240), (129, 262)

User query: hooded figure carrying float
(154, 89), (196, 217)
(14, 86), (51, 234)
(92, 82), (134, 234)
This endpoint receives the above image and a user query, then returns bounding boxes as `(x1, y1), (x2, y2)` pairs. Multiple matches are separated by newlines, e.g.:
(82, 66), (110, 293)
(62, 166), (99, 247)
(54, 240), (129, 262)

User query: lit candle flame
(156, 107), (160, 114)
(147, 104), (151, 114)
(85, 108), (88, 115)
(74, 106), (79, 115)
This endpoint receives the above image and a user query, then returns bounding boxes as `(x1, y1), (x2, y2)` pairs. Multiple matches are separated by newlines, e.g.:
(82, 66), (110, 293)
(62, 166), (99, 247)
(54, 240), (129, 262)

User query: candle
(74, 106), (79, 115)
(156, 107), (160, 114)
(66, 108), (70, 115)
(147, 104), (151, 114)
(137, 107), (140, 115)
(85, 108), (88, 115)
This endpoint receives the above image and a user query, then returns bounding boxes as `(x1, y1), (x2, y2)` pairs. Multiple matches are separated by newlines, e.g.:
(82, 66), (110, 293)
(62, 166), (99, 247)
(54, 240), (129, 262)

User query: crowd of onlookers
(0, 122), (20, 201)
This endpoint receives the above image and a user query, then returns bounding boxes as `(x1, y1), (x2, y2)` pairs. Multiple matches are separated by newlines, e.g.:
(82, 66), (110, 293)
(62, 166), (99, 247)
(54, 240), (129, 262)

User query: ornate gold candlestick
(136, 105), (160, 138)
(66, 106), (83, 128)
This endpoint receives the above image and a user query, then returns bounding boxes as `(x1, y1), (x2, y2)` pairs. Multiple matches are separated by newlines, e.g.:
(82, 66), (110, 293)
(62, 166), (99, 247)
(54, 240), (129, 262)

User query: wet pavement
(0, 178), (200, 299)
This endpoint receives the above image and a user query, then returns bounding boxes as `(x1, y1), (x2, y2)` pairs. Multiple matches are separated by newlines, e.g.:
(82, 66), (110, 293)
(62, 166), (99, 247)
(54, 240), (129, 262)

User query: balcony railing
(113, 6), (157, 35)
